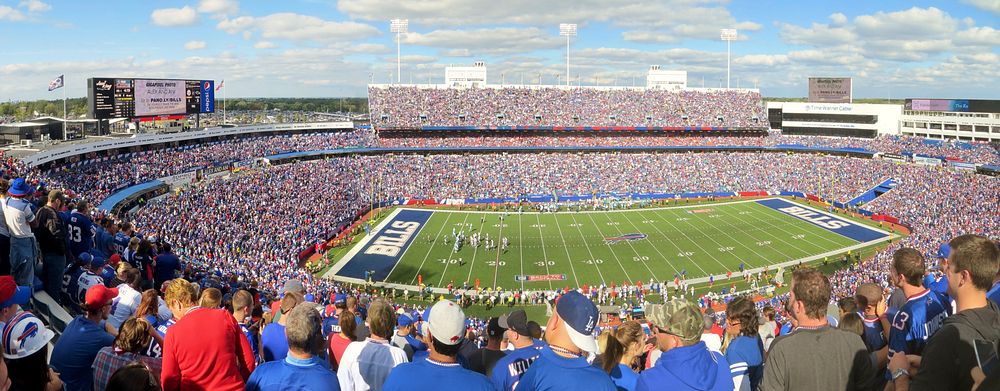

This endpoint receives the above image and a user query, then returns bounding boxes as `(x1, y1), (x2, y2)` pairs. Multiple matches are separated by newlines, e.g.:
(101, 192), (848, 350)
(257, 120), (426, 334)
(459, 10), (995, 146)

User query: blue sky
(1, 0), (998, 100)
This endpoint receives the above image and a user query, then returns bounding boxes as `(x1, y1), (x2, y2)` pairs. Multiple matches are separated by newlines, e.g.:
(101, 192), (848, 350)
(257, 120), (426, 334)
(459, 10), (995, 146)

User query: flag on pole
(216, 80), (224, 90)
(48, 75), (64, 91)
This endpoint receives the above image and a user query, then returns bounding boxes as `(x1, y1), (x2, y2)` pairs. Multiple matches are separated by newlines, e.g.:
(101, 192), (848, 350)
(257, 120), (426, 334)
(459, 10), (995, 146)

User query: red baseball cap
(85, 285), (119, 309)
(0, 276), (31, 309)
(108, 253), (122, 266)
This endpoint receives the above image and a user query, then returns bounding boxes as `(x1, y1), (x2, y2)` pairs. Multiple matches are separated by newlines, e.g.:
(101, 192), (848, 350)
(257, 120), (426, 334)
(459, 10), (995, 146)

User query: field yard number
(493, 224), (508, 228)
(633, 256), (650, 262)
(582, 259), (604, 265)
(535, 260), (556, 267)
(486, 261), (507, 267)
(438, 258), (463, 265)
(641, 220), (656, 224)
(531, 224), (546, 228)
(791, 234), (806, 240)
(677, 251), (694, 257)
(568, 223), (584, 227)
(738, 211), (752, 215)
(756, 241), (772, 246)
(454, 223), (473, 229)
(676, 217), (690, 221)
(708, 214), (721, 218)
(606, 221), (620, 226)
(718, 247), (735, 252)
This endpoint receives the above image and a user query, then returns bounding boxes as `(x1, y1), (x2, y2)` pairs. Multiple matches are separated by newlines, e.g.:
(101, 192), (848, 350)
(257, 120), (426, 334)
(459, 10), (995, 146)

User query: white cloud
(954, 26), (1000, 46)
(338, 0), (760, 42)
(198, 0), (239, 16)
(0, 5), (26, 21)
(253, 41), (277, 49)
(402, 27), (562, 55)
(151, 6), (199, 27)
(735, 54), (790, 67)
(829, 12), (848, 25)
(854, 7), (957, 39)
(184, 40), (207, 50)
(440, 48), (472, 57)
(217, 13), (380, 43)
(964, 0), (1000, 16)
(622, 31), (679, 44)
(19, 0), (50, 12)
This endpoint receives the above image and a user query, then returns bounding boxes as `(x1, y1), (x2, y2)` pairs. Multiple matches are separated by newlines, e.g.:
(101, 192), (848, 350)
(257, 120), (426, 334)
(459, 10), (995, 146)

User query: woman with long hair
(132, 289), (167, 357)
(724, 295), (765, 391)
(598, 321), (646, 391)
(91, 318), (163, 391)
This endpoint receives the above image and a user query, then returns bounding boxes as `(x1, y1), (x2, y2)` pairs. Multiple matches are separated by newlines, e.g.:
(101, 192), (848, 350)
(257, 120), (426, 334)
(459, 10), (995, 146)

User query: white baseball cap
(424, 300), (466, 346)
(3, 311), (55, 359)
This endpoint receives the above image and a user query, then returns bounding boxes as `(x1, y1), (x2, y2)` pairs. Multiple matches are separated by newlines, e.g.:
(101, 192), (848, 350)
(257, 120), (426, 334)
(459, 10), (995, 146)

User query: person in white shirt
(338, 299), (409, 391)
(3, 178), (37, 288)
(108, 267), (143, 330)
(700, 313), (722, 352)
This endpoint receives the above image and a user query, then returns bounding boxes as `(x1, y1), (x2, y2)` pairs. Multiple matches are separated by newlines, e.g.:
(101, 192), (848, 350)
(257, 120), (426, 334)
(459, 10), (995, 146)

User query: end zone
(755, 198), (890, 242)
(326, 208), (432, 281)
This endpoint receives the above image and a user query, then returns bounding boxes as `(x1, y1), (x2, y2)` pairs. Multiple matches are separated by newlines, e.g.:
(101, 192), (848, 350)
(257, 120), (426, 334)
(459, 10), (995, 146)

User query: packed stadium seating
(4, 119), (998, 391)
(369, 86), (769, 129)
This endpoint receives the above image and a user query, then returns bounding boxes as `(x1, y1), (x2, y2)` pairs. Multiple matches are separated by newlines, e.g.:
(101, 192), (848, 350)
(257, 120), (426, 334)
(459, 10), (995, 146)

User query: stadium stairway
(845, 178), (898, 207)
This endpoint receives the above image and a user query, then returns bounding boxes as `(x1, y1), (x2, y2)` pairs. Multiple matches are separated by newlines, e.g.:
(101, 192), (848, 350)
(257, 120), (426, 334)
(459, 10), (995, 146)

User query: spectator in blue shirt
(50, 284), (118, 391)
(261, 291), (303, 362)
(383, 300), (494, 391)
(232, 290), (260, 363)
(153, 243), (181, 292)
(636, 299), (735, 391)
(246, 302), (339, 391)
(514, 291), (615, 391)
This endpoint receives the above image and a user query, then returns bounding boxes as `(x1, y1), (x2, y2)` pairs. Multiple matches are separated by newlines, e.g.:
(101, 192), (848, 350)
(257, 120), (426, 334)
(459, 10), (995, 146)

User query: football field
(328, 198), (894, 291)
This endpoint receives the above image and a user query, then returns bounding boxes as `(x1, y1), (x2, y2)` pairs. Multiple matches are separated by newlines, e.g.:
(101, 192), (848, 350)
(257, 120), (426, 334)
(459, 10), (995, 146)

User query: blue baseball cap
(333, 294), (347, 306)
(90, 255), (106, 269)
(78, 252), (93, 265)
(937, 243), (951, 259)
(0, 276), (31, 309)
(555, 291), (599, 353)
(304, 294), (315, 303)
(398, 314), (413, 327)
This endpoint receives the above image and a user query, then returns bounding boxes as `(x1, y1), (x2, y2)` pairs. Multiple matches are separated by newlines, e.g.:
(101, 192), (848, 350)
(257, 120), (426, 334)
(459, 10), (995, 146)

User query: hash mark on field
(408, 212), (455, 285)
(533, 214), (555, 290)
(568, 213), (607, 286)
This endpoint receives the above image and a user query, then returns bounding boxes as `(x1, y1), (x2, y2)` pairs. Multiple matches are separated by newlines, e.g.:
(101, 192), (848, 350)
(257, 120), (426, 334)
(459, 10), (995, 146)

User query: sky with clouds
(1, 0), (998, 100)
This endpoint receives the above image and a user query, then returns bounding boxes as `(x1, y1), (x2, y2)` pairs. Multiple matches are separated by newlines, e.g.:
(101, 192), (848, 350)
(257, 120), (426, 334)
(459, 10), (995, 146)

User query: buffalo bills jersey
(66, 211), (95, 257)
(860, 313), (887, 353)
(888, 289), (951, 359)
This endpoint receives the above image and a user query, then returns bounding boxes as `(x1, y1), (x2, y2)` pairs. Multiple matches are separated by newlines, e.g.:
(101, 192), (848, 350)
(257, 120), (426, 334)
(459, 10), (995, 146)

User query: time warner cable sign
(808, 77), (852, 104)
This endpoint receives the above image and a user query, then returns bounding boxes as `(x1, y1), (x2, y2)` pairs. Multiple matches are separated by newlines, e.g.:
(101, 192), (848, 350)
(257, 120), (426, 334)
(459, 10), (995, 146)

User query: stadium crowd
(378, 133), (1000, 165)
(0, 125), (997, 389)
(35, 130), (375, 204)
(369, 86), (769, 129)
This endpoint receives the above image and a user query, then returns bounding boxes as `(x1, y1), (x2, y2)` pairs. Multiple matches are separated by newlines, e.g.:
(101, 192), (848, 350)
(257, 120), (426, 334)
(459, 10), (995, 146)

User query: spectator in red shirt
(160, 278), (255, 391)
(328, 310), (358, 371)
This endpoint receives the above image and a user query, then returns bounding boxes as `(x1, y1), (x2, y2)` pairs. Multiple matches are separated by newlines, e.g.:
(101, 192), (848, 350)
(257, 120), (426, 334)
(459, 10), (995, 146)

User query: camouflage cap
(645, 298), (703, 343)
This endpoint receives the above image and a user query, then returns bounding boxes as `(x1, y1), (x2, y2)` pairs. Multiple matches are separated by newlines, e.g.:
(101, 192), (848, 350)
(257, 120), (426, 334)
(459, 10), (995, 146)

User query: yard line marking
(405, 211), (453, 284)
(567, 213), (606, 286)
(534, 213), (555, 291)
(595, 210), (660, 282)
(433, 213), (471, 287)
(582, 212), (633, 283)
(617, 208), (679, 278)
(649, 208), (729, 276)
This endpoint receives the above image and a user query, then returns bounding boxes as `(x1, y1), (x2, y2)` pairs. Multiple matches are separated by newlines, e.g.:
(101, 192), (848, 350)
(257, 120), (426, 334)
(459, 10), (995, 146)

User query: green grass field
(332, 198), (893, 292)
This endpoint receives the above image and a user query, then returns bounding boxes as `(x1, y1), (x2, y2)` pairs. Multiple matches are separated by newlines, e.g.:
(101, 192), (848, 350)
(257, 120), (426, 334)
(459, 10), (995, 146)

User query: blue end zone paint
(336, 209), (433, 281)
(755, 199), (888, 242)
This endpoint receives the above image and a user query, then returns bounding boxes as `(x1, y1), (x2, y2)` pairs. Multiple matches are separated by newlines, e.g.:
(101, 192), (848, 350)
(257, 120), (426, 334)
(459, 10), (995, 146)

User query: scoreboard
(88, 78), (215, 119)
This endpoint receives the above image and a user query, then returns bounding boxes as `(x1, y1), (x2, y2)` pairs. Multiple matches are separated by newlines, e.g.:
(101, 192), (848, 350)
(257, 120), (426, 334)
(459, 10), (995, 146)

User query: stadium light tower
(559, 23), (577, 87)
(391, 18), (409, 84)
(720, 28), (737, 89)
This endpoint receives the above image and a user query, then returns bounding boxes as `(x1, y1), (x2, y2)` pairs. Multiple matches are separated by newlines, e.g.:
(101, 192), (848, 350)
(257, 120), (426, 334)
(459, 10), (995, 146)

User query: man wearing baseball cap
(322, 293), (347, 337)
(467, 317), (507, 376)
(491, 309), (542, 391)
(635, 298), (735, 391)
(390, 313), (418, 361)
(383, 300), (494, 391)
(0, 276), (31, 328)
(3, 178), (37, 288)
(50, 284), (117, 391)
(514, 291), (615, 391)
